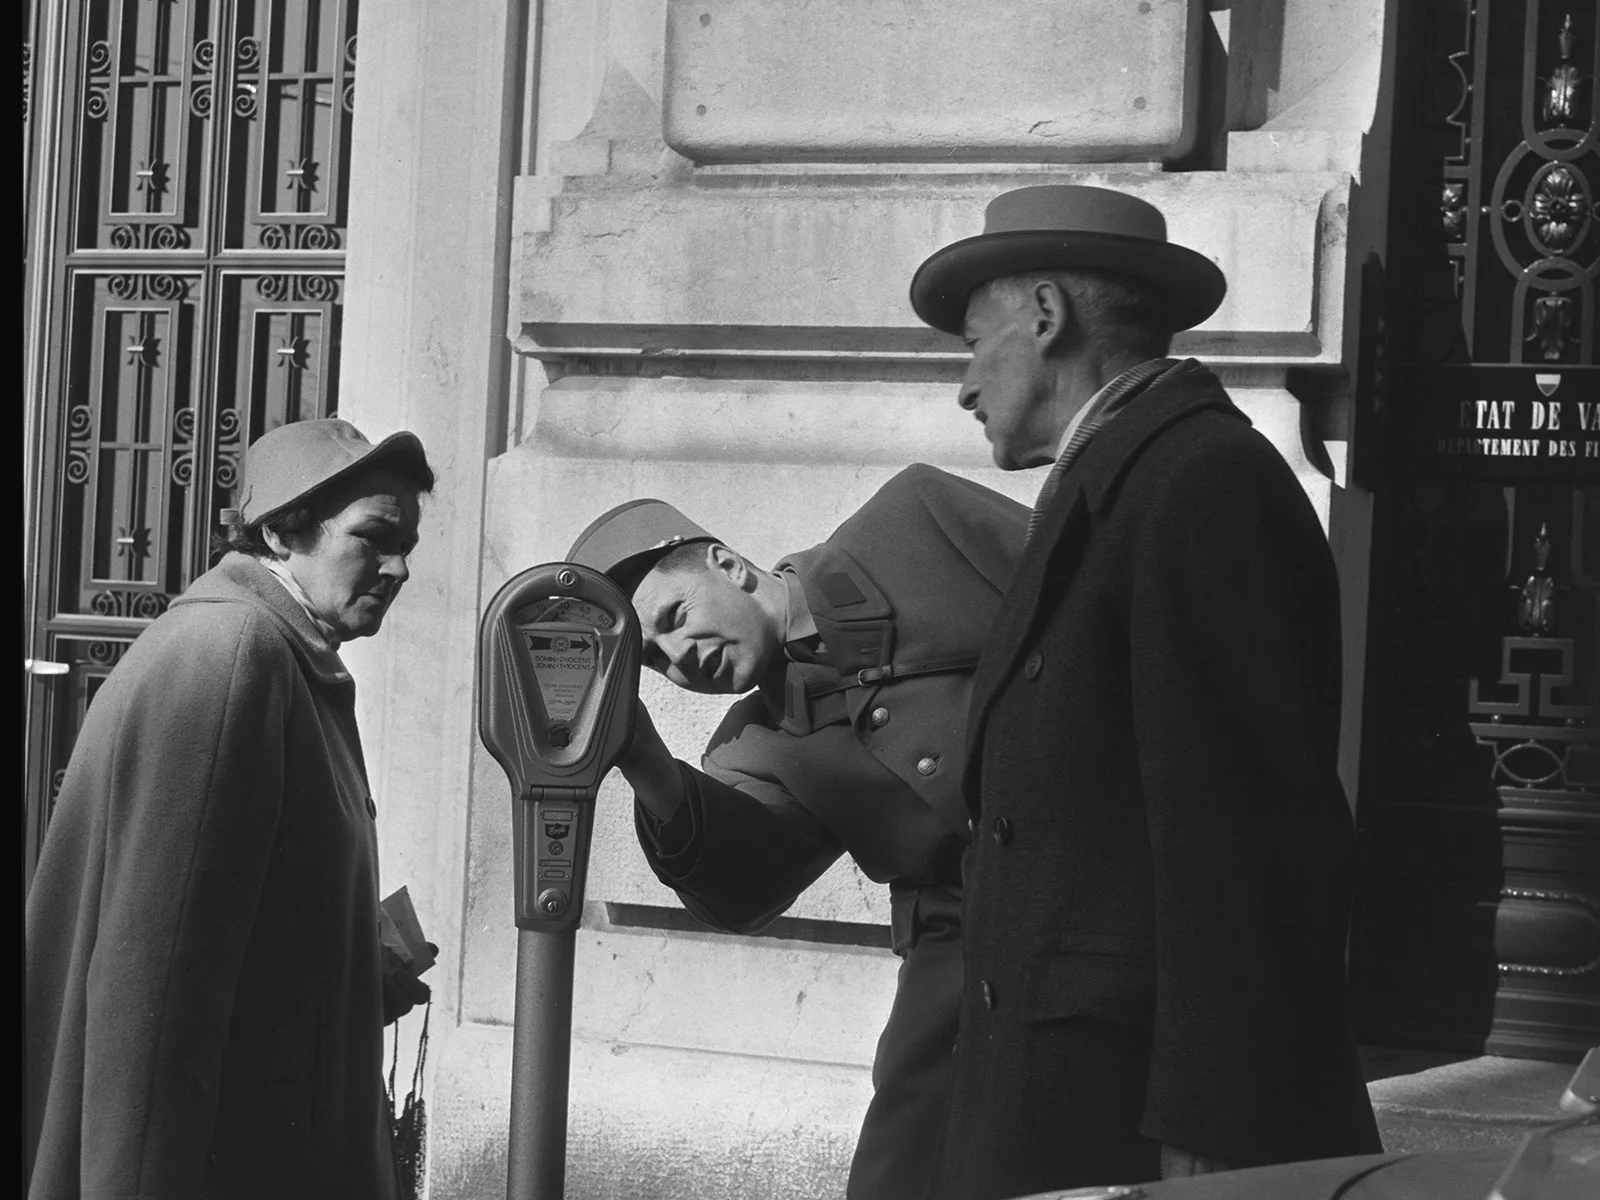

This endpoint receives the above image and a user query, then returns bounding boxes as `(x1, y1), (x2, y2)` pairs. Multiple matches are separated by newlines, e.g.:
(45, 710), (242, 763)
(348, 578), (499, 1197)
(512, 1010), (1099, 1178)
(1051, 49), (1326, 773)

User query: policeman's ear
(708, 544), (758, 593)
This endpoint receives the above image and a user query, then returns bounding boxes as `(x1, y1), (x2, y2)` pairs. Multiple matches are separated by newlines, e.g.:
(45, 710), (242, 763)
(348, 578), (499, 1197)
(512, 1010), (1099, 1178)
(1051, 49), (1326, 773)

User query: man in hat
(568, 466), (1027, 1200)
(27, 419), (436, 1200)
(910, 186), (1381, 1197)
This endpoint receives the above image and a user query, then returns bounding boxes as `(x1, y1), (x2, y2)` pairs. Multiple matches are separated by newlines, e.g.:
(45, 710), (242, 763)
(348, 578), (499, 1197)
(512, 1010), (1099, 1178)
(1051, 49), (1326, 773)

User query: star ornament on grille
(275, 334), (311, 371)
(284, 157), (320, 193)
(125, 335), (159, 368)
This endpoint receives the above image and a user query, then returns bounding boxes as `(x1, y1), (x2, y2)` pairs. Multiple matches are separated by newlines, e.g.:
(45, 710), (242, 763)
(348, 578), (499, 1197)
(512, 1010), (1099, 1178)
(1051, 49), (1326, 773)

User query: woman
(27, 419), (435, 1200)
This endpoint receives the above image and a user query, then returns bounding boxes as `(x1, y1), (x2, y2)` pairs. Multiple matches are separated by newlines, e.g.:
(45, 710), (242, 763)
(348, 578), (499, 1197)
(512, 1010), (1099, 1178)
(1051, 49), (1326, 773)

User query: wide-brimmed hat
(910, 184), (1226, 334)
(567, 499), (720, 597)
(221, 418), (431, 527)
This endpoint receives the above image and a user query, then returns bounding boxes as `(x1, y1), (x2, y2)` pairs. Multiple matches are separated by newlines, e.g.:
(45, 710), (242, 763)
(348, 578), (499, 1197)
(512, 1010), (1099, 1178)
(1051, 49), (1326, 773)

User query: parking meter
(478, 562), (640, 1200)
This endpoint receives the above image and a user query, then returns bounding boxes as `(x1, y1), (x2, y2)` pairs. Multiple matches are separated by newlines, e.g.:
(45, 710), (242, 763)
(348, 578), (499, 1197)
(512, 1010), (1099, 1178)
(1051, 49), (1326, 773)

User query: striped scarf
(1025, 357), (1177, 541)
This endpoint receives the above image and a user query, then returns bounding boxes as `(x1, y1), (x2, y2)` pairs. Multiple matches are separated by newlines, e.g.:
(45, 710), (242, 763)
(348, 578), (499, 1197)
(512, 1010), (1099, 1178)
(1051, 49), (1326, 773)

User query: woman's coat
(26, 553), (399, 1200)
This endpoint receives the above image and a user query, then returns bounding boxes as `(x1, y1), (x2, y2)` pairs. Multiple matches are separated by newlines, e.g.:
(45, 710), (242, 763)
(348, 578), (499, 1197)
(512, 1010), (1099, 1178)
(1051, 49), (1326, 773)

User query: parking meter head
(566, 498), (719, 598)
(477, 563), (641, 930)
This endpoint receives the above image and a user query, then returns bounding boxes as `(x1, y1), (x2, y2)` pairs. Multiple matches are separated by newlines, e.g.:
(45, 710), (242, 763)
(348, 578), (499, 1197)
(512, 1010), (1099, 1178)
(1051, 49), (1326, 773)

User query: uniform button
(916, 755), (939, 776)
(1024, 652), (1043, 680)
(981, 980), (996, 1010)
(991, 815), (1013, 845)
(870, 706), (890, 729)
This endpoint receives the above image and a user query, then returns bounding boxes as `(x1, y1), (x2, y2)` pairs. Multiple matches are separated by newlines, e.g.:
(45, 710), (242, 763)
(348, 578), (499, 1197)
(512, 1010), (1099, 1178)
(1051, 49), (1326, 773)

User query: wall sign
(1408, 365), (1600, 480)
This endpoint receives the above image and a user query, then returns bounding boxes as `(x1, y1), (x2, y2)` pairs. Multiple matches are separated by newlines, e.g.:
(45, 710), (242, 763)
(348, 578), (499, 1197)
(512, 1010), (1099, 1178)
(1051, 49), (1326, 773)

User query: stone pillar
(338, 0), (526, 1192)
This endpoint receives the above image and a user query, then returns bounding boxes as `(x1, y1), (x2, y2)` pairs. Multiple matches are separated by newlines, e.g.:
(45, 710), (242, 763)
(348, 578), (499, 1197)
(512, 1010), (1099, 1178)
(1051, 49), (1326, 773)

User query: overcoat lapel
(961, 362), (1243, 811)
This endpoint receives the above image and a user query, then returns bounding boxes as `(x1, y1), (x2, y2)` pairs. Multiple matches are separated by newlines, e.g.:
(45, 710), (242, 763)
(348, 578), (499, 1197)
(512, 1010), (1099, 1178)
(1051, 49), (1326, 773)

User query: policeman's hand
(1160, 1145), (1230, 1178)
(381, 943), (433, 1025)
(615, 698), (684, 821)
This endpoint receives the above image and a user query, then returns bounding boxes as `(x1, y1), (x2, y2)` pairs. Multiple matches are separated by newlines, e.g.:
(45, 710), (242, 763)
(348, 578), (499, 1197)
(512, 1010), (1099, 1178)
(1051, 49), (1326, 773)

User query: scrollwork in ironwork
(214, 408), (242, 491)
(171, 406), (196, 487)
(108, 273), (193, 301)
(259, 223), (342, 251)
(233, 35), (261, 119)
(89, 589), (171, 620)
(84, 39), (112, 122)
(1527, 163), (1591, 253)
(86, 640), (129, 667)
(65, 405), (93, 486)
(110, 224), (192, 251)
(255, 275), (341, 303)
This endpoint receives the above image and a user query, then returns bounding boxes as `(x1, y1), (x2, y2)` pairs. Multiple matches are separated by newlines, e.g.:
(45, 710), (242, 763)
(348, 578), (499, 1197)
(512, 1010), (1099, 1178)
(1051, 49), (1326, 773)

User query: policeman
(567, 464), (1026, 1200)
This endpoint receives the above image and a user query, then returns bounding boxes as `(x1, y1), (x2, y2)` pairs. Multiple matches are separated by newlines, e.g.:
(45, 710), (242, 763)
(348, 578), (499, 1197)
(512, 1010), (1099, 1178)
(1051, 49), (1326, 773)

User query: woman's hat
(909, 184), (1226, 334)
(567, 499), (719, 597)
(221, 418), (430, 527)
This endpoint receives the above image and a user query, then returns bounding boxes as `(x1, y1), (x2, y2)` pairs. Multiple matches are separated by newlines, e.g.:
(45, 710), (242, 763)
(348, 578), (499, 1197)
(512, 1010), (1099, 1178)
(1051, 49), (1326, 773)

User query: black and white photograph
(22, 2), (1599, 1198)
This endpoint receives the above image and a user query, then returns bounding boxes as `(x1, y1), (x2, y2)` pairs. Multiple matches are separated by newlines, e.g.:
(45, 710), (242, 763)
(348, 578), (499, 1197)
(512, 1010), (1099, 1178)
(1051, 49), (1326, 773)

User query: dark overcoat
(937, 362), (1381, 1200)
(635, 464), (1027, 1200)
(26, 554), (399, 1200)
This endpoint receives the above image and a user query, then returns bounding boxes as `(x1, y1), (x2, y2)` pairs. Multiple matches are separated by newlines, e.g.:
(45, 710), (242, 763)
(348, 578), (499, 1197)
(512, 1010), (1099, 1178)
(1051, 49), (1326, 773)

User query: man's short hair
(987, 268), (1176, 360)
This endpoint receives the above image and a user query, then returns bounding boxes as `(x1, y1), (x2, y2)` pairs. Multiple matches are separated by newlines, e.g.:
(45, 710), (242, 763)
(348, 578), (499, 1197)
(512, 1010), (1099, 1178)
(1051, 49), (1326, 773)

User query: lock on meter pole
(478, 563), (640, 1200)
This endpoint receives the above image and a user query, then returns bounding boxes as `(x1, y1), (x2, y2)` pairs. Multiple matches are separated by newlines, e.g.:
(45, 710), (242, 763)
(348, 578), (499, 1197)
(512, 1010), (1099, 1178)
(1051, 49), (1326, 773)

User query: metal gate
(23, 0), (359, 887)
(1352, 0), (1598, 1058)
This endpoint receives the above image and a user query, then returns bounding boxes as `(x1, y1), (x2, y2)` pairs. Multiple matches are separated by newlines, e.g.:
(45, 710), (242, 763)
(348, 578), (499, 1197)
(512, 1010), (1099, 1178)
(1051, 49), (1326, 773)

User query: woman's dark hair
(210, 503), (321, 561)
(209, 449), (436, 563)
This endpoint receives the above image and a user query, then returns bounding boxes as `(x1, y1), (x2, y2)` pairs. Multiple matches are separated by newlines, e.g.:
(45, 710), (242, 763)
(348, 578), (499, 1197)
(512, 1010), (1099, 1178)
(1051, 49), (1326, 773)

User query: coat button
(365, 795), (378, 819)
(916, 755), (939, 776)
(991, 815), (1013, 845)
(967, 816), (977, 838)
(1024, 652), (1043, 680)
(870, 706), (890, 728)
(981, 980), (996, 1010)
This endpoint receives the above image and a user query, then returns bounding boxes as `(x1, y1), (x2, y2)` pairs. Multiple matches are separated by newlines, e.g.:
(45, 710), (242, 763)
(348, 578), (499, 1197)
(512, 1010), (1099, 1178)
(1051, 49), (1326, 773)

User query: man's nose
(958, 382), (979, 411)
(659, 632), (694, 671)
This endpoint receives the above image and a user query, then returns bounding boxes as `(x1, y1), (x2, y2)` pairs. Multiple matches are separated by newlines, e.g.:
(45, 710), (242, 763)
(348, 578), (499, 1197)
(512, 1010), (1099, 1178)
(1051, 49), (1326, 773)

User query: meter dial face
(512, 596), (617, 630)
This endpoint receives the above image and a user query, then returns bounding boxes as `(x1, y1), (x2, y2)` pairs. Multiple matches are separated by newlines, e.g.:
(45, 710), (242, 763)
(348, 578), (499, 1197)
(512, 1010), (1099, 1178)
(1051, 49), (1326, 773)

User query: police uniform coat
(937, 362), (1381, 1200)
(636, 464), (1027, 1200)
(26, 554), (399, 1200)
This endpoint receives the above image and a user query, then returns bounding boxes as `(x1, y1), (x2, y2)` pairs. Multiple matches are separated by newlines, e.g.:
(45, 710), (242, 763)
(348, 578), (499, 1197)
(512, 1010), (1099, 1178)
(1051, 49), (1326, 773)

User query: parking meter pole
(478, 563), (640, 1200)
(507, 927), (576, 1200)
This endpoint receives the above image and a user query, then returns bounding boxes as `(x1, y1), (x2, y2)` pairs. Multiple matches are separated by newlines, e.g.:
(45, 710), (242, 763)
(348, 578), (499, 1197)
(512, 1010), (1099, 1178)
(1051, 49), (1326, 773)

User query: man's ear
(1029, 278), (1073, 355)
(708, 544), (756, 592)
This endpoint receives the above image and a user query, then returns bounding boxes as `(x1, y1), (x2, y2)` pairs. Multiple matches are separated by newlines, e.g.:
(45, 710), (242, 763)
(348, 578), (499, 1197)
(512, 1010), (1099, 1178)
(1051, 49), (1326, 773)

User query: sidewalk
(1362, 1047), (1583, 1153)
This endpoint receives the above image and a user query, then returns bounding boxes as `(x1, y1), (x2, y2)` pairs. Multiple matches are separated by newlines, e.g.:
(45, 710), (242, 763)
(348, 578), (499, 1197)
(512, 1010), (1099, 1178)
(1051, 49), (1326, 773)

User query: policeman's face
(632, 547), (782, 695)
(272, 466), (421, 641)
(957, 281), (1057, 471)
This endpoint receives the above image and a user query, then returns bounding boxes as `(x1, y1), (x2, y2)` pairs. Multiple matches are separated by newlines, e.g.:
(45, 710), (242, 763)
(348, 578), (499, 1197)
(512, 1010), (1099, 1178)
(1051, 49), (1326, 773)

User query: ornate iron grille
(25, 0), (358, 874)
(1355, 0), (1598, 1060)
(1433, 1), (1597, 365)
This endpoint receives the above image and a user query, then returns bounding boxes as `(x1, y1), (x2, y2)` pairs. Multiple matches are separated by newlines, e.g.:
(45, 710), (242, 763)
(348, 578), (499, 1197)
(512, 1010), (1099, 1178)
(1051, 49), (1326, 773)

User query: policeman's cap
(567, 499), (719, 597)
